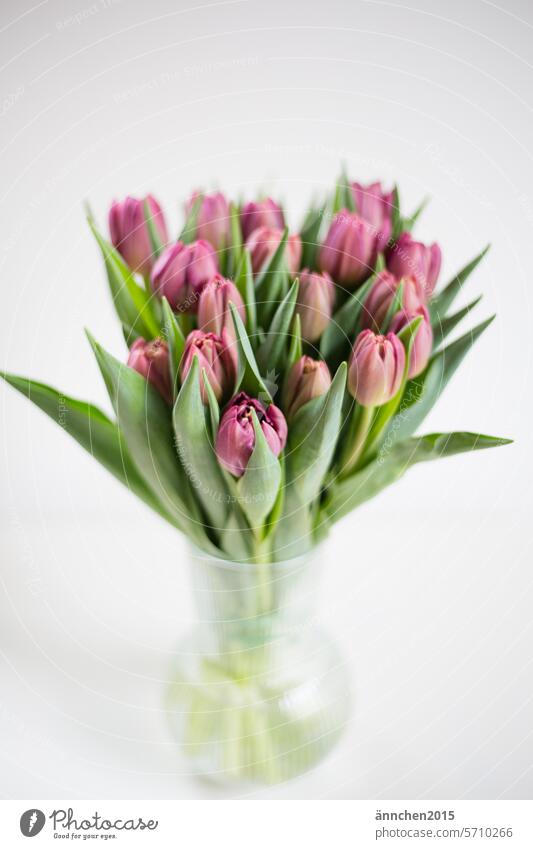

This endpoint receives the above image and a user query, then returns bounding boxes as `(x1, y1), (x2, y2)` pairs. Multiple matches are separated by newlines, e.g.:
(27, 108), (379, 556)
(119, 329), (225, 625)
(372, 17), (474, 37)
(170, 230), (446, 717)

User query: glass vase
(165, 544), (351, 785)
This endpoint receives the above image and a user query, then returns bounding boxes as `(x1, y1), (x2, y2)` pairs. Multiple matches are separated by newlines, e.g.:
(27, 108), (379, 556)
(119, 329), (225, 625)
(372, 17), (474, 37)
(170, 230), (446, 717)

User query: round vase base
(165, 627), (352, 786)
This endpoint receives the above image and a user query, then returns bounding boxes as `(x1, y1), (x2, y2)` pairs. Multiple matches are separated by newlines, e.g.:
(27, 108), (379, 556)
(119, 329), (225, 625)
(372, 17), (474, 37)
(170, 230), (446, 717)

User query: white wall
(0, 0), (531, 799)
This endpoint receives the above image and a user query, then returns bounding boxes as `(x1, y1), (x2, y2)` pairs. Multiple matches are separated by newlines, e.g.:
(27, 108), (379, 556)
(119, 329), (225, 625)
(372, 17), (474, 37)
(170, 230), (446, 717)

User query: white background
(0, 0), (532, 799)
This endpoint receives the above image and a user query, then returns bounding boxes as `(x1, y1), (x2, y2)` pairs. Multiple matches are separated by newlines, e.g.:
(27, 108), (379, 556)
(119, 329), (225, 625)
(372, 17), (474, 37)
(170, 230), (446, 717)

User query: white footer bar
(1, 800), (532, 847)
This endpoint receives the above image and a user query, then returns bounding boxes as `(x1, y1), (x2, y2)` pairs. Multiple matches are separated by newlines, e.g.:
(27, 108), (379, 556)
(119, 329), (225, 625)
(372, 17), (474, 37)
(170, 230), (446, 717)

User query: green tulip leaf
(374, 253), (386, 274)
(88, 217), (160, 341)
(86, 332), (209, 546)
(227, 201), (243, 277)
(230, 302), (272, 402)
(161, 296), (185, 399)
(286, 362), (347, 503)
(430, 245), (490, 320)
(324, 430), (512, 524)
(333, 168), (355, 213)
(0, 372), (177, 526)
(173, 356), (230, 531)
(320, 272), (377, 366)
(380, 280), (404, 333)
(432, 295), (482, 350)
(178, 193), (202, 244)
(262, 454), (286, 541)
(391, 185), (402, 241)
(397, 314), (423, 368)
(256, 278), (299, 374)
(143, 198), (165, 261)
(234, 249), (257, 337)
(300, 206), (325, 269)
(401, 197), (428, 232)
(219, 511), (254, 561)
(272, 488), (315, 560)
(286, 312), (303, 371)
(332, 183), (343, 215)
(198, 368), (255, 555)
(178, 194), (204, 245)
(237, 410), (282, 529)
(201, 368), (220, 440)
(384, 315), (495, 445)
(255, 227), (289, 325)
(362, 315), (423, 458)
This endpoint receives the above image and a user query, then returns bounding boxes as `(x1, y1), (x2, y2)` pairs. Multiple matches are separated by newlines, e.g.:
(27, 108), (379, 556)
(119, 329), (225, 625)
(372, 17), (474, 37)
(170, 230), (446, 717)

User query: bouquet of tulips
(3, 174), (510, 564)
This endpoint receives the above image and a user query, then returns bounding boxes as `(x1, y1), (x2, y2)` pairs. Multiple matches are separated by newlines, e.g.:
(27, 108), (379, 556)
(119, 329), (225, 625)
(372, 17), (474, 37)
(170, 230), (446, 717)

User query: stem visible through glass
(253, 535), (273, 615)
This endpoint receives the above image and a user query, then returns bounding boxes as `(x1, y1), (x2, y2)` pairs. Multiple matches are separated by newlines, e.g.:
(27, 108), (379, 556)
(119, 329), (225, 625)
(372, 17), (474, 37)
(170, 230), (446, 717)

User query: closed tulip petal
(151, 240), (218, 312)
(387, 232), (442, 297)
(348, 329), (405, 406)
(318, 210), (379, 288)
(109, 194), (168, 276)
(216, 393), (287, 477)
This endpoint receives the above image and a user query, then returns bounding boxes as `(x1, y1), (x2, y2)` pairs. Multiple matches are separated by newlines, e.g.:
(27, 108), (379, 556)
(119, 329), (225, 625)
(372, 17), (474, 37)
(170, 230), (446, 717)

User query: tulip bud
(197, 274), (246, 337)
(318, 209), (378, 287)
(351, 181), (393, 251)
(127, 337), (172, 404)
(347, 329), (405, 406)
(361, 270), (426, 332)
(216, 392), (288, 478)
(295, 269), (336, 342)
(241, 198), (285, 240)
(185, 191), (231, 251)
(180, 329), (236, 403)
(389, 305), (433, 378)
(109, 195), (168, 276)
(387, 232), (442, 297)
(151, 239), (218, 312)
(245, 226), (302, 276)
(283, 356), (332, 421)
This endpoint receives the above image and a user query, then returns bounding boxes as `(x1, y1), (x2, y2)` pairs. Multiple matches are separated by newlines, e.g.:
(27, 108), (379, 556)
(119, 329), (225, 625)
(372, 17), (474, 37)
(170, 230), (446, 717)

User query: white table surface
(1, 503), (531, 800)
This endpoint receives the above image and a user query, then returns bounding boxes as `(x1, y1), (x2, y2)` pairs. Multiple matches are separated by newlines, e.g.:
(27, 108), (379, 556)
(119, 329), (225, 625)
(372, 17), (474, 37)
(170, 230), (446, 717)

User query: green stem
(358, 412), (390, 466)
(340, 404), (374, 477)
(142, 273), (152, 299)
(253, 535), (273, 615)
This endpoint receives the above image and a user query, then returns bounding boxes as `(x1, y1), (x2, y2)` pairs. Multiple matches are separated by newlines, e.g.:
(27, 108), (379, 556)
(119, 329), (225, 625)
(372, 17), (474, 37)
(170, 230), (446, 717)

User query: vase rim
(187, 541), (324, 572)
